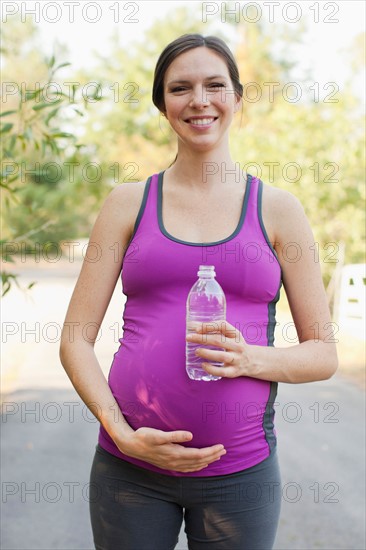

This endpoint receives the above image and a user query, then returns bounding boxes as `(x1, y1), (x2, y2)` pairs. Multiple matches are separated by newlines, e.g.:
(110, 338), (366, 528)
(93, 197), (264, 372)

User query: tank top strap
(241, 174), (261, 230)
(127, 172), (160, 242)
(142, 172), (160, 227)
(242, 174), (279, 261)
(236, 174), (263, 238)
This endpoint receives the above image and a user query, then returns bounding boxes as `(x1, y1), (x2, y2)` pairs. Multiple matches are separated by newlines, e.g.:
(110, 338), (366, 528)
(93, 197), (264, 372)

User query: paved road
(2, 263), (365, 549)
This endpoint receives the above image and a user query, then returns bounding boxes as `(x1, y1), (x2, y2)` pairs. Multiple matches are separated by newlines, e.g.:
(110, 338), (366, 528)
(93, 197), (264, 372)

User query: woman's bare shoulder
(262, 181), (302, 208)
(108, 180), (148, 206)
(106, 180), (146, 217)
(103, 179), (148, 237)
(261, 181), (305, 243)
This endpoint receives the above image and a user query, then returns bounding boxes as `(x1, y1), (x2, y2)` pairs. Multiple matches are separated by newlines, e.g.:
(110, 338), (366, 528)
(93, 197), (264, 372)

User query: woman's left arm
(188, 190), (339, 384)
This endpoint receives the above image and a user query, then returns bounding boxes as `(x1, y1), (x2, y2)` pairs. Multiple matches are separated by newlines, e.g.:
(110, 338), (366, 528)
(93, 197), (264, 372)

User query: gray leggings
(89, 444), (281, 550)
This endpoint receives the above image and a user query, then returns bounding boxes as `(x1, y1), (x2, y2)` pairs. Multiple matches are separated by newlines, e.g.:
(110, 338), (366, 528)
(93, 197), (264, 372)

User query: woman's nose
(189, 86), (210, 108)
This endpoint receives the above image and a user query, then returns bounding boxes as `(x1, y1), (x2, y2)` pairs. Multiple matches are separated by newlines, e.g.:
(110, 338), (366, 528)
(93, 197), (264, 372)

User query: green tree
(74, 6), (217, 180)
(229, 23), (365, 284)
(1, 16), (104, 295)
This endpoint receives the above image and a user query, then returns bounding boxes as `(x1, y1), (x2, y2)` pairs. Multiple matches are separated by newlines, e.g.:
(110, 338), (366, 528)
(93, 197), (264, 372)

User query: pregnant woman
(60, 33), (338, 550)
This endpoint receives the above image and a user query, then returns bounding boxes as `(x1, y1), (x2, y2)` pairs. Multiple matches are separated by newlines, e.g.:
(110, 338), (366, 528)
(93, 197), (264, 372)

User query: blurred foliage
(230, 24), (365, 282)
(1, 7), (365, 297)
(74, 6), (210, 179)
(1, 16), (104, 295)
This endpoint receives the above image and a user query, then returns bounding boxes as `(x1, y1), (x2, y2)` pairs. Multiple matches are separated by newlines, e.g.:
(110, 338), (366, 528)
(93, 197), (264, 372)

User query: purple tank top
(98, 171), (282, 476)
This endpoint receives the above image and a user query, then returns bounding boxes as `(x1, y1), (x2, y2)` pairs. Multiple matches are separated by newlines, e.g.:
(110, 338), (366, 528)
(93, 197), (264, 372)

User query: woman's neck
(165, 145), (243, 192)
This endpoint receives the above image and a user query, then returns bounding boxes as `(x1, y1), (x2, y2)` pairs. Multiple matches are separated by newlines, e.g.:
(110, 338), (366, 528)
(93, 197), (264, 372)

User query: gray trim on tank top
(255, 177), (283, 344)
(256, 178), (282, 453)
(158, 170), (252, 247)
(262, 381), (278, 453)
(267, 285), (282, 347)
(257, 178), (282, 266)
(263, 286), (281, 450)
(126, 175), (153, 245)
(255, 178), (283, 347)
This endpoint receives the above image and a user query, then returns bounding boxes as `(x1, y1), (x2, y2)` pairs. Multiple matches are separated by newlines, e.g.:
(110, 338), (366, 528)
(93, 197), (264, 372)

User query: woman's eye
(170, 83), (225, 93)
(208, 83), (225, 89)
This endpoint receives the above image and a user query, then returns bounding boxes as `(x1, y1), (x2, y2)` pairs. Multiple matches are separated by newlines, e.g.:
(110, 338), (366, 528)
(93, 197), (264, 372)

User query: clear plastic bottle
(186, 265), (226, 381)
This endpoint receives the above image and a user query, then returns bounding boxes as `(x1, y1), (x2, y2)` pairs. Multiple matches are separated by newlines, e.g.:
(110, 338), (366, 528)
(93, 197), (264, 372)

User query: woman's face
(163, 47), (241, 152)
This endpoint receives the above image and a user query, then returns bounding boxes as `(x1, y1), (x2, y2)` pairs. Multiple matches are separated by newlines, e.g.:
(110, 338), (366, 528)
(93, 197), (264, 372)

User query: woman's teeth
(188, 118), (215, 125)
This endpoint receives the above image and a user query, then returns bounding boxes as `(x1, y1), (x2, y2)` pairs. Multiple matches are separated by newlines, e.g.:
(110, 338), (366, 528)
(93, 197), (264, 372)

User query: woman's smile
(184, 116), (219, 129)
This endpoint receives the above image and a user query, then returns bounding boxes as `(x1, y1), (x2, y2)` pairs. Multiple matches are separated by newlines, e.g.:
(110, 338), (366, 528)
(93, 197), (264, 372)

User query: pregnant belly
(108, 347), (272, 457)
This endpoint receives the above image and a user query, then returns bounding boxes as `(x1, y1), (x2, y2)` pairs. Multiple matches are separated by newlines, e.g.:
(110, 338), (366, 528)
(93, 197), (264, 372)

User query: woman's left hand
(186, 320), (255, 378)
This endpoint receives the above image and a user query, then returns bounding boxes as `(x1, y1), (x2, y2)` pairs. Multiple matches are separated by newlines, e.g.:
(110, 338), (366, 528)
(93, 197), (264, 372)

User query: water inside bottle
(186, 265), (226, 381)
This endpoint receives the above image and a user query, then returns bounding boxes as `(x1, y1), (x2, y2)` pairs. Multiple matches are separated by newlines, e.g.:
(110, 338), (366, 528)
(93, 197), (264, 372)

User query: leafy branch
(1, 54), (102, 296)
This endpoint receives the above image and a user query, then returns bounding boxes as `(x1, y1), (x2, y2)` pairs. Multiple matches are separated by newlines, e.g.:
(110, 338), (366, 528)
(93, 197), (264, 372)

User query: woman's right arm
(59, 183), (226, 472)
(59, 183), (142, 442)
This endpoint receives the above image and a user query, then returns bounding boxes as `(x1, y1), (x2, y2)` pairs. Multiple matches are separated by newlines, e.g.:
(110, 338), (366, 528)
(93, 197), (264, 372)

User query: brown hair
(152, 33), (243, 114)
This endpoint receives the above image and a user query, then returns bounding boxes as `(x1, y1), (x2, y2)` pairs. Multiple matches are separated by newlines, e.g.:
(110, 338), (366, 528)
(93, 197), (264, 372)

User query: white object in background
(335, 264), (366, 340)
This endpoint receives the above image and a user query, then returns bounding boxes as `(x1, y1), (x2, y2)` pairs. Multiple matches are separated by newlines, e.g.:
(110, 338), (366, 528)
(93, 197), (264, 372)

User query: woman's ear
(234, 95), (242, 113)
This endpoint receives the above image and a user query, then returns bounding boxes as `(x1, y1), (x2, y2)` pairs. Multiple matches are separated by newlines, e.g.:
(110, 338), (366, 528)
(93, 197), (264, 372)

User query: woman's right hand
(114, 427), (226, 473)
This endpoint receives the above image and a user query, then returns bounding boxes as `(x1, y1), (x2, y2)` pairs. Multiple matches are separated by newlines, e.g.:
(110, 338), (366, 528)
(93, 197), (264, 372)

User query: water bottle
(186, 265), (226, 381)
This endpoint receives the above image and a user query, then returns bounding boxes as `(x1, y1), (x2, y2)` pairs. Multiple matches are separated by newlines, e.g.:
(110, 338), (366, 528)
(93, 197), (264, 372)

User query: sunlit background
(1, 2), (365, 549)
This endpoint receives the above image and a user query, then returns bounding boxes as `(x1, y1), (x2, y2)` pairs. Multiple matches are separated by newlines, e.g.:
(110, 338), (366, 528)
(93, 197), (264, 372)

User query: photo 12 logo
(202, 2), (340, 24)
(1, 2), (140, 24)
